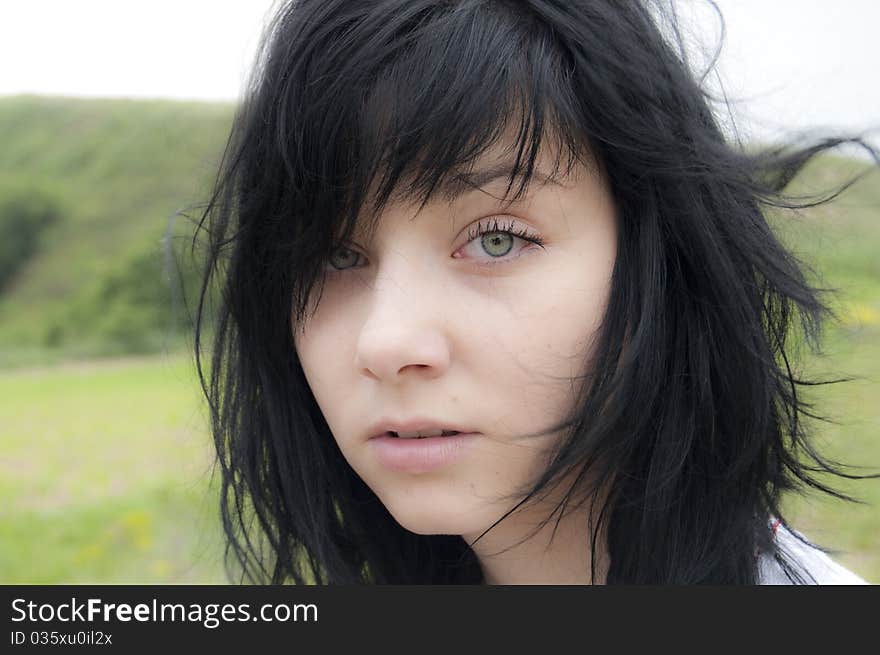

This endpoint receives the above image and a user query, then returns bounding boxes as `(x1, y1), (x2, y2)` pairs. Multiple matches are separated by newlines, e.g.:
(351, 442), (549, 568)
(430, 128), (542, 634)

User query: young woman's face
(293, 138), (617, 539)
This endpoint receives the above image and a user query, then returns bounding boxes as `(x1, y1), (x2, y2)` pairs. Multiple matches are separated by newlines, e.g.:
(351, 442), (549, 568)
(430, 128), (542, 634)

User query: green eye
(328, 246), (361, 271)
(463, 217), (545, 265)
(480, 232), (514, 257)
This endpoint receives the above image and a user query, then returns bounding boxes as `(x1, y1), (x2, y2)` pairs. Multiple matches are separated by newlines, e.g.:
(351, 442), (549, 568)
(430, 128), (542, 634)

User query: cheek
(491, 270), (608, 394)
(293, 282), (357, 374)
(293, 312), (346, 423)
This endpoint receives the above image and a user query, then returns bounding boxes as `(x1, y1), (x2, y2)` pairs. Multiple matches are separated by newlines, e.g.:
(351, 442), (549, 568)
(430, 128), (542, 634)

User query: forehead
(356, 130), (592, 231)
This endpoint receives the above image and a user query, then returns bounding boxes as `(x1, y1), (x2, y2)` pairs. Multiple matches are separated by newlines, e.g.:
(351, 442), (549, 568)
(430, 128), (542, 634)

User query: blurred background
(0, 1), (877, 583)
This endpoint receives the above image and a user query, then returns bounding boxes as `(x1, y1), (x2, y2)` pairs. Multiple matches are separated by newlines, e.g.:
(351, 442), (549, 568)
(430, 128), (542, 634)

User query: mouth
(385, 430), (461, 439)
(370, 430), (479, 473)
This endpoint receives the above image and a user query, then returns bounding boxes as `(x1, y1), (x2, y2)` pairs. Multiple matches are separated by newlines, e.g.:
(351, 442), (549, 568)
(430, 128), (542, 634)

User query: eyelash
(326, 217), (545, 272)
(465, 218), (546, 261)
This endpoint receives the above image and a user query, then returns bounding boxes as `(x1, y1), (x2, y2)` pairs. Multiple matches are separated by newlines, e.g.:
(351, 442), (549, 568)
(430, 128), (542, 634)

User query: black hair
(193, 0), (879, 584)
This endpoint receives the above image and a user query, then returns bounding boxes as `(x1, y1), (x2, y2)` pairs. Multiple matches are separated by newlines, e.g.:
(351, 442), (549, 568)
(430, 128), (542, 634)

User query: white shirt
(758, 521), (868, 584)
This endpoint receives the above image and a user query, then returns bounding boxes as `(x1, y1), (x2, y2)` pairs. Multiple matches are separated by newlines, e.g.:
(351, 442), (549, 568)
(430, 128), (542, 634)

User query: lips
(370, 430), (480, 472)
(368, 418), (476, 441)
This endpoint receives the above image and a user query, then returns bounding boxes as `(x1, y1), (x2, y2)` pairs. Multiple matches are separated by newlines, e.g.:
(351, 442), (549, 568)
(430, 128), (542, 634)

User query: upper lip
(367, 417), (476, 439)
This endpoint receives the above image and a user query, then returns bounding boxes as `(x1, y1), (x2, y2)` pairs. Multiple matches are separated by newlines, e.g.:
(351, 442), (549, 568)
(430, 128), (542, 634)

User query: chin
(386, 507), (466, 536)
(378, 494), (487, 537)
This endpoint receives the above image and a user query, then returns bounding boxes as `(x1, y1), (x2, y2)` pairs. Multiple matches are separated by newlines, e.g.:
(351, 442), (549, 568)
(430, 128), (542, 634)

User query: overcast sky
(1, 0), (877, 149)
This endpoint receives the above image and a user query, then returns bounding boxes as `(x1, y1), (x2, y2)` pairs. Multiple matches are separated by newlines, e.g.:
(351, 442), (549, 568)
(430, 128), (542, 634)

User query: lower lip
(370, 432), (480, 473)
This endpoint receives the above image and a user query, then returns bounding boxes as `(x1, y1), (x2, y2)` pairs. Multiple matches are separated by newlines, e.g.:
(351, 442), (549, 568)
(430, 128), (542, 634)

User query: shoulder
(757, 520), (868, 585)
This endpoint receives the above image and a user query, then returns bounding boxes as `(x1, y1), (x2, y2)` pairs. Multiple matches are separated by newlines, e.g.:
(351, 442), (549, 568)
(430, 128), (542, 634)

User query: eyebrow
(436, 162), (563, 203)
(354, 161), (568, 240)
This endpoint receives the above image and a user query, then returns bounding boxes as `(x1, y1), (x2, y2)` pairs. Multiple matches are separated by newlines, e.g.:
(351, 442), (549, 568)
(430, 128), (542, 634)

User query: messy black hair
(193, 0), (879, 583)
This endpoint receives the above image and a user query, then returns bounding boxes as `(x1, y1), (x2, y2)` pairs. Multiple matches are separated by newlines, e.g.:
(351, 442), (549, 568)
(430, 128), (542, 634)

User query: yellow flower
(843, 303), (880, 327)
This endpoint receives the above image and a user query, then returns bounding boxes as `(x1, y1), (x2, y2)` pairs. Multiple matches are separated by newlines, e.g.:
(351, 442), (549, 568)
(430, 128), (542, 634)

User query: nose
(353, 262), (452, 383)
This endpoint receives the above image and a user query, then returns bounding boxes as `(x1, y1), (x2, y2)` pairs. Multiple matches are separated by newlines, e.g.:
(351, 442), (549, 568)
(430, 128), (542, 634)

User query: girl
(194, 0), (878, 584)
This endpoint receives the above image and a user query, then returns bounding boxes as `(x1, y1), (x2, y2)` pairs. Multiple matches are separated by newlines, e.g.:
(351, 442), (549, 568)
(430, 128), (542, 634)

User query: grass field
(0, 354), (227, 583)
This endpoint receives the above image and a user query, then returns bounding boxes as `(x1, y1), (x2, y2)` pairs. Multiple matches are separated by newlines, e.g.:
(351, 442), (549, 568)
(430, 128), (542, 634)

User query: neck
(463, 488), (608, 585)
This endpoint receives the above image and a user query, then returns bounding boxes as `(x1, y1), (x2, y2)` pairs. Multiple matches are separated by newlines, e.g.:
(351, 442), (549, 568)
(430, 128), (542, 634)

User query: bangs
(272, 0), (597, 245)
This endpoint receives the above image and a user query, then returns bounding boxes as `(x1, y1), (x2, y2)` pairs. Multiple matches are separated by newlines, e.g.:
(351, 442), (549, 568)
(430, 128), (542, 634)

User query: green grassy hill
(0, 95), (233, 365)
